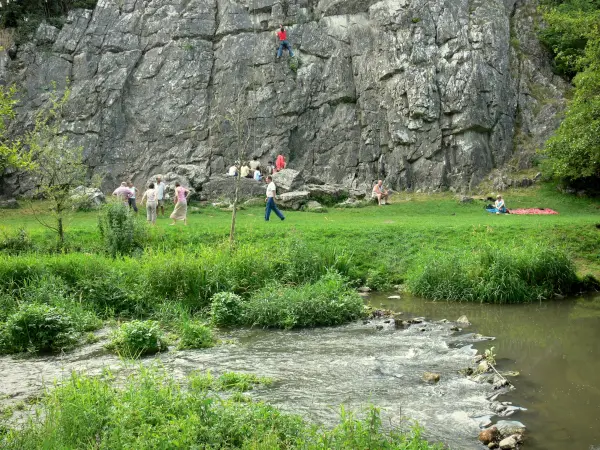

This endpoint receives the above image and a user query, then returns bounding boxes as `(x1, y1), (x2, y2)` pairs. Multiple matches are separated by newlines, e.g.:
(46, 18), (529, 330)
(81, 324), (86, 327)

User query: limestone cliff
(1, 0), (569, 195)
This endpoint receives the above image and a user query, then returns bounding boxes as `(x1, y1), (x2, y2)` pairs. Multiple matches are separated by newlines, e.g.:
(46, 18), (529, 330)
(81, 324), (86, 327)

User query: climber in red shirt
(276, 24), (294, 59)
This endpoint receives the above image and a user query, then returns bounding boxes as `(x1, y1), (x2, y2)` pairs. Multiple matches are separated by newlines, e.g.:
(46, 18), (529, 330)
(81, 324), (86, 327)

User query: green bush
(0, 303), (77, 354)
(74, 273), (146, 317)
(19, 275), (102, 331)
(244, 272), (364, 329)
(210, 292), (245, 327)
(178, 321), (216, 349)
(0, 367), (441, 449)
(407, 245), (578, 303)
(98, 202), (146, 257)
(107, 320), (167, 358)
(0, 228), (32, 254)
(0, 291), (17, 322)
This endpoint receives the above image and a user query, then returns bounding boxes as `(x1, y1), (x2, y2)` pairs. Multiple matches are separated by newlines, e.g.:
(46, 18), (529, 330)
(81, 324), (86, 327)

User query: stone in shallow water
(499, 434), (520, 449)
(387, 295), (401, 299)
(422, 372), (441, 383)
(457, 315), (471, 325)
(478, 426), (499, 444)
(496, 420), (526, 437)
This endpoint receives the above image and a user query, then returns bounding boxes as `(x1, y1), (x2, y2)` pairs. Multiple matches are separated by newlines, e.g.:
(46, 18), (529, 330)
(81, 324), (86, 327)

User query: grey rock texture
(1, 0), (569, 196)
(70, 186), (106, 209)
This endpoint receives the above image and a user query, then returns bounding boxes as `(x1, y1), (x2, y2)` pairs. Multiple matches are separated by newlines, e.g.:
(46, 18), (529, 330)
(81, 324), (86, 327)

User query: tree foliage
(540, 0), (600, 182)
(27, 87), (93, 245)
(0, 0), (98, 28)
(0, 85), (33, 175)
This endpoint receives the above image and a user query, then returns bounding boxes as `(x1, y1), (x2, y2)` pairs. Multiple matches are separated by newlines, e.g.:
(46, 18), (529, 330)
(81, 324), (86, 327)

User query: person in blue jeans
(265, 176), (285, 221)
(276, 25), (294, 58)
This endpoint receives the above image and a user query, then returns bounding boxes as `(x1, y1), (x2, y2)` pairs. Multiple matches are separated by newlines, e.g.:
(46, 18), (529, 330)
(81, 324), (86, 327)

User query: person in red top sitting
(276, 25), (294, 59)
(275, 154), (286, 172)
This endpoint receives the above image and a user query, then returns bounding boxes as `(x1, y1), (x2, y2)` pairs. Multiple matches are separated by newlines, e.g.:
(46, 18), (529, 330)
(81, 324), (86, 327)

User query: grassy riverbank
(0, 185), (596, 353)
(0, 366), (441, 449)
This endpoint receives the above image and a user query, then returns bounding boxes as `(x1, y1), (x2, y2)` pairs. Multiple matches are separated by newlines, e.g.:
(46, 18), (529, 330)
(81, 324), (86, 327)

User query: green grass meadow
(2, 185), (599, 279)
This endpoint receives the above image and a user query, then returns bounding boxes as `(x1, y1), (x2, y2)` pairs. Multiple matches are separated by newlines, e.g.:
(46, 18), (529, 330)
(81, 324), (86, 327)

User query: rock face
(1, 0), (569, 196)
(70, 186), (106, 209)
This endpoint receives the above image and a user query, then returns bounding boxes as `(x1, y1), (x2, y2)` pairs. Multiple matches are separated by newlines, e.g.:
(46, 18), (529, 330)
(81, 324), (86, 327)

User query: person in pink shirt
(112, 182), (133, 205)
(170, 182), (190, 226)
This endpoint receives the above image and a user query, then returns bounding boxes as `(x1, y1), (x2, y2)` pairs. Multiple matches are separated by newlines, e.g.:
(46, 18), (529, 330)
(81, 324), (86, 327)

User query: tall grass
(243, 272), (365, 329)
(0, 367), (441, 449)
(406, 244), (578, 303)
(0, 241), (356, 314)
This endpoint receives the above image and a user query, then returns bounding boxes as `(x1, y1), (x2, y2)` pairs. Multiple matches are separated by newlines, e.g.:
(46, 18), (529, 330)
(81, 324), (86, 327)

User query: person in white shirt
(254, 167), (262, 181)
(127, 181), (138, 213)
(249, 156), (260, 171)
(141, 182), (158, 224)
(156, 176), (166, 217)
(265, 176), (285, 221)
(228, 165), (237, 176)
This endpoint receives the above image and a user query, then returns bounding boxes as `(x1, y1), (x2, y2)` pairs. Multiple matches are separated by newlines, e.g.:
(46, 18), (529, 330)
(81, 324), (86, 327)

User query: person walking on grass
(170, 182), (190, 226)
(156, 176), (166, 217)
(276, 24), (294, 59)
(127, 181), (138, 213)
(265, 175), (285, 221)
(141, 183), (158, 225)
(113, 182), (132, 205)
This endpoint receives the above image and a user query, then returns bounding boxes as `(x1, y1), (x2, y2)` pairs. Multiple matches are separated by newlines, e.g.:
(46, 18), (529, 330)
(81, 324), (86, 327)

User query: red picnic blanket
(507, 208), (558, 215)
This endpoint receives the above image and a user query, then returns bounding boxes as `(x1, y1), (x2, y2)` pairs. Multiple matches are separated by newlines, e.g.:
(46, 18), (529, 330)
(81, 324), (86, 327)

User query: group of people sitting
(227, 154), (287, 181)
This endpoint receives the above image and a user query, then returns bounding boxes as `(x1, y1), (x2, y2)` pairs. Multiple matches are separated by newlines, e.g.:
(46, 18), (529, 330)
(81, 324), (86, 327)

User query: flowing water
(1, 294), (598, 449)
(1, 319), (507, 449)
(371, 292), (600, 450)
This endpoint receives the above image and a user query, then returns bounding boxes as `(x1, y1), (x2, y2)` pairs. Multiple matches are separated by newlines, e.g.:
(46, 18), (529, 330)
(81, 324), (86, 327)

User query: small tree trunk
(229, 173), (240, 246)
(57, 215), (64, 247)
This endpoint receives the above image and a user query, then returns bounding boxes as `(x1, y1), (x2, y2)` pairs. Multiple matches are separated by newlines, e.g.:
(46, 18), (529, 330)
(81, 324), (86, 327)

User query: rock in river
(478, 426), (499, 445)
(496, 420), (526, 437)
(422, 372), (441, 384)
(499, 434), (523, 449)
(457, 315), (471, 326)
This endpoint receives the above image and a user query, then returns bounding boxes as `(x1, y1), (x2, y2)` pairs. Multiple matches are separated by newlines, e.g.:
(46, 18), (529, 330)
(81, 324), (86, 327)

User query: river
(1, 294), (598, 449)
(372, 292), (600, 450)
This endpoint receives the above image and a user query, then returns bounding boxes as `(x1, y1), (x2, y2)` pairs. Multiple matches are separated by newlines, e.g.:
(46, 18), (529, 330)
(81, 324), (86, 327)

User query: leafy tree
(0, 85), (33, 175)
(540, 0), (600, 182)
(27, 87), (94, 246)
